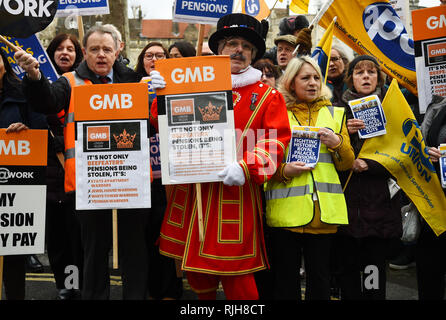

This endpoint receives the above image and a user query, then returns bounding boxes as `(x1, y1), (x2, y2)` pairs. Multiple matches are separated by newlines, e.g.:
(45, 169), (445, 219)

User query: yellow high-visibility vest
(265, 106), (348, 227)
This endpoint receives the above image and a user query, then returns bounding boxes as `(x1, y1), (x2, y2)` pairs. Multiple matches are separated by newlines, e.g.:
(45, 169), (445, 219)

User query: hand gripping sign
(0, 0), (58, 38)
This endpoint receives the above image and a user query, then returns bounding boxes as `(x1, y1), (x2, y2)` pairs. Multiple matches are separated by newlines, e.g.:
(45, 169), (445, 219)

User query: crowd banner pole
(113, 209), (118, 269)
(197, 24), (205, 56)
(196, 184), (204, 242)
(343, 170), (354, 192)
(0, 35), (20, 52)
(195, 23), (205, 242)
(266, 0), (280, 19)
(0, 256), (3, 300)
(77, 16), (85, 44)
(292, 0), (334, 57)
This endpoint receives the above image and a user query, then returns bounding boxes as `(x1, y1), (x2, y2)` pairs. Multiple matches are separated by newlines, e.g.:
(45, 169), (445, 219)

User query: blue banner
(173, 0), (233, 24)
(56, 0), (109, 17)
(0, 35), (59, 83)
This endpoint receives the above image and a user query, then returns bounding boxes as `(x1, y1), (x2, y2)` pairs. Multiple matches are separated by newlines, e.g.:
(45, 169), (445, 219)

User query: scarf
(231, 66), (261, 88)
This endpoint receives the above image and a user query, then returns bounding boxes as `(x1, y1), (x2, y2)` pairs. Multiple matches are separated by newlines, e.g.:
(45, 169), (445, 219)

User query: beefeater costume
(153, 13), (291, 299)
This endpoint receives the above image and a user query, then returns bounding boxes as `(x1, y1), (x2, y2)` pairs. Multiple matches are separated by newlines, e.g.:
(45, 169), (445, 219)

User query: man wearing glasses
(15, 25), (150, 300)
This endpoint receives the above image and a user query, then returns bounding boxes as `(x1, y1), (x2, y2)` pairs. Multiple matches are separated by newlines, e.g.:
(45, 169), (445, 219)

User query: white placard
(0, 185), (46, 255)
(75, 120), (151, 210)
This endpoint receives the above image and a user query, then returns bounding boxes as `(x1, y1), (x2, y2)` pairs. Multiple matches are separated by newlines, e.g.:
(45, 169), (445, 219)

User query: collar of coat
(289, 98), (332, 113)
(74, 60), (140, 84)
(341, 86), (385, 105)
(231, 66), (261, 89)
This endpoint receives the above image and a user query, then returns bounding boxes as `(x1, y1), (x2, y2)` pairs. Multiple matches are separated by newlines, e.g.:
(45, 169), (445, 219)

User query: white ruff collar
(231, 66), (261, 88)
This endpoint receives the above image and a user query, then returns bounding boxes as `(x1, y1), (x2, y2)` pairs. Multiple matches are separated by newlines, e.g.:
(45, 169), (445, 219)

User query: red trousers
(186, 271), (259, 300)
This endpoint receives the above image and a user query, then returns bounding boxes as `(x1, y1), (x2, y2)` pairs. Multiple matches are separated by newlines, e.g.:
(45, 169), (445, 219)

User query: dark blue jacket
(0, 78), (46, 129)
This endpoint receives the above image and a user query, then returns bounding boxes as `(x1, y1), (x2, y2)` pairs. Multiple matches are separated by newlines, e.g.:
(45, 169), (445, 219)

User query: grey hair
(102, 24), (122, 42)
(331, 44), (350, 65)
(83, 25), (119, 50)
(217, 37), (258, 60)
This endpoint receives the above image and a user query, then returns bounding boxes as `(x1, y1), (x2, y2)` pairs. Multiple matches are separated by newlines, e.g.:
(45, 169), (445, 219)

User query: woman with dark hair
(45, 33), (84, 300)
(168, 40), (196, 58)
(135, 42), (169, 77)
(0, 49), (47, 300)
(135, 42), (183, 300)
(46, 33), (83, 75)
(253, 58), (281, 88)
(335, 55), (403, 300)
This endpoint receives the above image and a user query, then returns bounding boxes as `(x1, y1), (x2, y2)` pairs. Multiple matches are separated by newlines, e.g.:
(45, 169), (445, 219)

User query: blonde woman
(264, 56), (354, 300)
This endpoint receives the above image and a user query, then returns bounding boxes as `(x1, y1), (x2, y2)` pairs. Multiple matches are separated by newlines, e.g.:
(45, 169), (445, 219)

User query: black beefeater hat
(208, 13), (266, 61)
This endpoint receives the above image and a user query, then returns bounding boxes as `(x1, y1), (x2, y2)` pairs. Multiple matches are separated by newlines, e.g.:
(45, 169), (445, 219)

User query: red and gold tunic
(152, 67), (291, 275)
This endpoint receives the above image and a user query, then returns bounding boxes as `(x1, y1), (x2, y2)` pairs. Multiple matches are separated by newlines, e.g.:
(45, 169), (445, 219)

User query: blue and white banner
(287, 126), (321, 168)
(0, 35), (59, 83)
(348, 95), (387, 139)
(56, 0), (109, 17)
(173, 0), (234, 24)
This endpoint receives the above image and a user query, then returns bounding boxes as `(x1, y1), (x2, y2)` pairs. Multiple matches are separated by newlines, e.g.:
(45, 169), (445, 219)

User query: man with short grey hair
(14, 26), (149, 300)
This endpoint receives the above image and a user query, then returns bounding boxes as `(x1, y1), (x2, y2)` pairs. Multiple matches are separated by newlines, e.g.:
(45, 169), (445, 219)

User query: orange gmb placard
(412, 6), (446, 41)
(73, 83), (149, 121)
(155, 55), (232, 95)
(0, 129), (48, 166)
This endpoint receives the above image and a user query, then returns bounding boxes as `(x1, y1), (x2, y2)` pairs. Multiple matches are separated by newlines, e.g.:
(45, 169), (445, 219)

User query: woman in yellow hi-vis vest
(264, 56), (354, 300)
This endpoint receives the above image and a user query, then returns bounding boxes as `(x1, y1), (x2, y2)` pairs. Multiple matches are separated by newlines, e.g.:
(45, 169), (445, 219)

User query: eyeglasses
(144, 52), (166, 60)
(261, 72), (274, 78)
(330, 56), (342, 62)
(225, 39), (254, 52)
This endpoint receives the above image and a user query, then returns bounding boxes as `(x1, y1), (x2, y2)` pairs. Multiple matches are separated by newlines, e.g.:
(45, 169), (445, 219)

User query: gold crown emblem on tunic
(198, 102), (223, 121)
(113, 129), (136, 148)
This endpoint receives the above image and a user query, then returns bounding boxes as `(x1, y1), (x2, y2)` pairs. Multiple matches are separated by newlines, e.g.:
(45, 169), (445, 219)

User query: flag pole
(292, 0), (334, 56)
(343, 170), (354, 192)
(266, 0), (280, 19)
(0, 35), (20, 52)
(196, 184), (204, 242)
(323, 16), (337, 85)
(194, 22), (206, 242)
(77, 16), (85, 44)
(196, 24), (206, 56)
(113, 209), (118, 269)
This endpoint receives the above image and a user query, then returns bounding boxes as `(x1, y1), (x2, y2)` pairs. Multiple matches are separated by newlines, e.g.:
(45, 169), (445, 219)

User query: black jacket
(336, 86), (403, 239)
(0, 78), (46, 129)
(21, 60), (141, 198)
(22, 60), (141, 115)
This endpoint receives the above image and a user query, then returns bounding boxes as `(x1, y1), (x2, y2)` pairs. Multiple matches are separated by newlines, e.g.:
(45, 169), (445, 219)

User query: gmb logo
(245, 0), (260, 16)
(363, 2), (415, 71)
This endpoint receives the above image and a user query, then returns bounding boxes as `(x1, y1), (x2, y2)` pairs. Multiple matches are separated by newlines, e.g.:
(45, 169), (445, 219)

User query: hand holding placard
(14, 50), (41, 80)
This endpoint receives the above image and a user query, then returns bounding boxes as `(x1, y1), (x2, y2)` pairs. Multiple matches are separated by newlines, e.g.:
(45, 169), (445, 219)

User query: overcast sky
(128, 0), (442, 19)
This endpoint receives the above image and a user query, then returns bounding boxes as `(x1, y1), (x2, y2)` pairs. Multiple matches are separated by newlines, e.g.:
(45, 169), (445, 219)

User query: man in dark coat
(14, 25), (149, 300)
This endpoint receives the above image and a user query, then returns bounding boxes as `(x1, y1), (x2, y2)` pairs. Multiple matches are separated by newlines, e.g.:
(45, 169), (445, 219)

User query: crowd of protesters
(1, 3), (445, 301)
